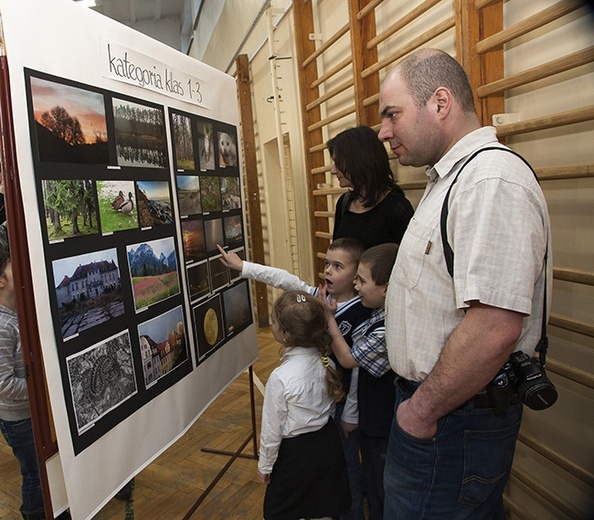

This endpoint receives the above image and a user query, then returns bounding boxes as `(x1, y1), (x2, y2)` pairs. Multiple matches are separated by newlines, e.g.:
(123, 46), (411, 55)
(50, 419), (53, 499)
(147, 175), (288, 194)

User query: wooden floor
(0, 327), (280, 520)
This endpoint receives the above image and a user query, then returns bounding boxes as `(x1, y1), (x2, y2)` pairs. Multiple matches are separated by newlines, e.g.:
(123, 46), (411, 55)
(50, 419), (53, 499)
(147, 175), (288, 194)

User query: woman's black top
(333, 188), (414, 248)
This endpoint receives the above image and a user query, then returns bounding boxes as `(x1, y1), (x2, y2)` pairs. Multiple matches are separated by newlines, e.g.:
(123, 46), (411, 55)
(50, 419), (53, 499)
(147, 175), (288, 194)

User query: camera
(489, 351), (558, 411)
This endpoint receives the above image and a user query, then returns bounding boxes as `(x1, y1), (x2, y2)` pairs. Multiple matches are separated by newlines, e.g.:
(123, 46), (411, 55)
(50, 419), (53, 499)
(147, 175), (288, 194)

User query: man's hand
(396, 398), (437, 440)
(217, 244), (243, 271)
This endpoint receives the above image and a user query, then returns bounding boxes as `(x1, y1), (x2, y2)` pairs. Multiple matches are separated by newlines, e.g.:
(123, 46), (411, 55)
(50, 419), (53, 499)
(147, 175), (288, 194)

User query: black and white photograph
(66, 330), (137, 434)
(193, 294), (224, 360)
(52, 248), (124, 340)
(112, 97), (167, 168)
(138, 306), (189, 389)
(29, 75), (109, 164)
(222, 281), (252, 335)
(127, 237), (180, 311)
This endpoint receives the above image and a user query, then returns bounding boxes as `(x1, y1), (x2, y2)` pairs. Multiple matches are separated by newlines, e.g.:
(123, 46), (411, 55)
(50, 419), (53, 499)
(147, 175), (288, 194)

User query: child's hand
(257, 469), (271, 485)
(217, 244), (243, 271)
(318, 284), (338, 316)
(341, 420), (359, 439)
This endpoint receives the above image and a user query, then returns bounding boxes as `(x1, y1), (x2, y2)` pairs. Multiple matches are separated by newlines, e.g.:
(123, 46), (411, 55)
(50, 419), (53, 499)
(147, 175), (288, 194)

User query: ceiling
(87, 0), (185, 25)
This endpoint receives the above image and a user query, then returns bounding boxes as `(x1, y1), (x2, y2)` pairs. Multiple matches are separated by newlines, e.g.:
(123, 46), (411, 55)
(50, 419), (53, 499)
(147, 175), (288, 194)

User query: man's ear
(433, 87), (453, 118)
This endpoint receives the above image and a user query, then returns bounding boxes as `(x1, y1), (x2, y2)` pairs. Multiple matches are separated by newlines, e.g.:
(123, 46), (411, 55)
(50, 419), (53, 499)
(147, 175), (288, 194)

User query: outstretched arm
(217, 244), (244, 271)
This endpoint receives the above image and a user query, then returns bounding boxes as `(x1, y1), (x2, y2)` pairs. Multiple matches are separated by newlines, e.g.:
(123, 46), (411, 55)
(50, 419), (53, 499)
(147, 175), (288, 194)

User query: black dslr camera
(488, 351), (558, 412)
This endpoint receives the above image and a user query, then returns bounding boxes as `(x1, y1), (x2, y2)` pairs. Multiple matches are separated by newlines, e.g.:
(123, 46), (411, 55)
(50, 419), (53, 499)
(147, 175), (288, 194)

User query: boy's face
(324, 248), (357, 301)
(354, 262), (386, 309)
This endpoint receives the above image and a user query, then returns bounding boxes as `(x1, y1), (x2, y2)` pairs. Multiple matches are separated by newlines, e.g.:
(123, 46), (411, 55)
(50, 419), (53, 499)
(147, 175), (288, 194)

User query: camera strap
(440, 146), (549, 365)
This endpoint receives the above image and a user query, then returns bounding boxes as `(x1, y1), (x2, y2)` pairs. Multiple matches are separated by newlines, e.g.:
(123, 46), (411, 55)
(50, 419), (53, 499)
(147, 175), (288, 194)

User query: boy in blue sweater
(321, 243), (398, 520)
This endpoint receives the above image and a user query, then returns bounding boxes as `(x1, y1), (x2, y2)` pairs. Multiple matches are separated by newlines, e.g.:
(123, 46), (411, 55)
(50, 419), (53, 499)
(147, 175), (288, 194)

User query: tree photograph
(42, 179), (99, 241)
(30, 76), (109, 164)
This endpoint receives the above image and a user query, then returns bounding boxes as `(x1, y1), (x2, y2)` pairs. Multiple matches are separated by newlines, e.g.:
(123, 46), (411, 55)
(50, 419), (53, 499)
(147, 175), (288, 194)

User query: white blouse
(258, 346), (335, 474)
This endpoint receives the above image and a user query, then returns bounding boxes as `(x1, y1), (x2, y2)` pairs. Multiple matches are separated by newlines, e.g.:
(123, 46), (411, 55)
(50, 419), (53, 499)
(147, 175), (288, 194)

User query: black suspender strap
(439, 146), (549, 365)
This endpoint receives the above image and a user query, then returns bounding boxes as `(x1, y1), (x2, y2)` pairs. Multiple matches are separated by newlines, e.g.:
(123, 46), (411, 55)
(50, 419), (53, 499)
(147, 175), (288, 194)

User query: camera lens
(518, 380), (558, 410)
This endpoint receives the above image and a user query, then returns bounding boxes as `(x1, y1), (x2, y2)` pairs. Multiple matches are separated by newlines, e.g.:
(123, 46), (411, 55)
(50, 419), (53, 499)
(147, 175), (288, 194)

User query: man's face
(323, 248), (357, 299)
(377, 71), (440, 168)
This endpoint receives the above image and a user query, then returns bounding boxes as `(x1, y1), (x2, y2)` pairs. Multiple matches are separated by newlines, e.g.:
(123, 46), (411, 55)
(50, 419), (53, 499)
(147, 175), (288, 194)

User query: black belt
(394, 376), (495, 410)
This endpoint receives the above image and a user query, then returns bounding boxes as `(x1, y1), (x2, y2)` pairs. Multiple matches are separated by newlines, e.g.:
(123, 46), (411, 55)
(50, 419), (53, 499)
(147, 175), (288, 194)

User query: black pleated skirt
(263, 418), (351, 520)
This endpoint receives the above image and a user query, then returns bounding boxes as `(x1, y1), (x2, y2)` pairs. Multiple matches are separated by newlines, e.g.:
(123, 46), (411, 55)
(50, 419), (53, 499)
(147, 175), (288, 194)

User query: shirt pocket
(393, 218), (435, 291)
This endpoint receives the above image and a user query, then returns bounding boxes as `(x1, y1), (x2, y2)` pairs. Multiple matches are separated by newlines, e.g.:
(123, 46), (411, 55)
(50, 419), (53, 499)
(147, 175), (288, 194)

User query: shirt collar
(428, 126), (499, 180)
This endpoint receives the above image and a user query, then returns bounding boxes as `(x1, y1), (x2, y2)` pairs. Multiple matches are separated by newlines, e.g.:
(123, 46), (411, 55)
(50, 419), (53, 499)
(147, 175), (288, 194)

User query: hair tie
(296, 294), (306, 303)
(321, 356), (330, 368)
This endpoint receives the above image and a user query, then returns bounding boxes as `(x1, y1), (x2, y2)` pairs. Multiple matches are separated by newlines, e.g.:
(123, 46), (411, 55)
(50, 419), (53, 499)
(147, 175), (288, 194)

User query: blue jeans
(0, 417), (45, 515)
(334, 402), (365, 520)
(384, 388), (522, 519)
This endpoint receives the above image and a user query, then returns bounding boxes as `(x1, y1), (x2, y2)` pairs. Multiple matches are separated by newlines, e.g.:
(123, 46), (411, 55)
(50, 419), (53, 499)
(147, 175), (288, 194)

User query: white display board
(0, 1), (258, 519)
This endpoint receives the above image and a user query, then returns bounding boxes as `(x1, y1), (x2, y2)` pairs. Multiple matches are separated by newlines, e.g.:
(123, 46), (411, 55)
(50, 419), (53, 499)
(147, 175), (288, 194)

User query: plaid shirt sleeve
(351, 325), (390, 378)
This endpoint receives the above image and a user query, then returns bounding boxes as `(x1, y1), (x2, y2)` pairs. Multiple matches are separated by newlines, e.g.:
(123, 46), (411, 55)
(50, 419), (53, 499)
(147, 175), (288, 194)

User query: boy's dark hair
(327, 237), (366, 264)
(0, 222), (10, 275)
(359, 243), (398, 286)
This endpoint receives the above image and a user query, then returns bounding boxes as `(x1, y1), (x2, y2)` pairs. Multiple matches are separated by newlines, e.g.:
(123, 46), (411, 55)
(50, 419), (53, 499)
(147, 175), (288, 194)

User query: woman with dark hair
(328, 126), (413, 248)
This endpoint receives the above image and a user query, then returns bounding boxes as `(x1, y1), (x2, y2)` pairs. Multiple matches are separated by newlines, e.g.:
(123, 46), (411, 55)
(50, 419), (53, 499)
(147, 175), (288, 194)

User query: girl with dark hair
(258, 290), (351, 520)
(327, 126), (413, 248)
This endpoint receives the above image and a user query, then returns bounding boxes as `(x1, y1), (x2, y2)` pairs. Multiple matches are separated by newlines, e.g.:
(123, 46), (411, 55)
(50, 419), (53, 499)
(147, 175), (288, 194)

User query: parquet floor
(0, 327), (279, 520)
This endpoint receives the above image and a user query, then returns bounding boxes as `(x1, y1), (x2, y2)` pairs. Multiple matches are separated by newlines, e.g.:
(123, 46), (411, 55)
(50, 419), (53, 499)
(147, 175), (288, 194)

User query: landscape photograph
(29, 75), (109, 164)
(221, 177), (241, 211)
(181, 219), (207, 264)
(186, 261), (210, 302)
(66, 330), (137, 434)
(222, 281), (252, 335)
(127, 237), (180, 311)
(193, 294), (224, 360)
(137, 180), (173, 228)
(138, 306), (188, 389)
(204, 218), (224, 252)
(96, 180), (138, 234)
(52, 248), (124, 340)
(42, 179), (99, 241)
(176, 176), (201, 217)
(199, 176), (222, 213)
(171, 112), (195, 171)
(196, 120), (215, 171)
(112, 98), (167, 168)
(223, 215), (243, 248)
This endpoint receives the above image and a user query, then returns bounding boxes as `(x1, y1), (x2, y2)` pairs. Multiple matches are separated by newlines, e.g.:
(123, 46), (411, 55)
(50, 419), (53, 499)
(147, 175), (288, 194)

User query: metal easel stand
(182, 366), (259, 520)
